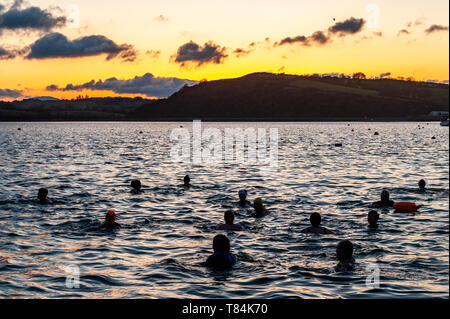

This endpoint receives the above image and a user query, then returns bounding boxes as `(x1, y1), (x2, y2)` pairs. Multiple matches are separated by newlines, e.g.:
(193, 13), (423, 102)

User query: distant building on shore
(429, 111), (449, 117)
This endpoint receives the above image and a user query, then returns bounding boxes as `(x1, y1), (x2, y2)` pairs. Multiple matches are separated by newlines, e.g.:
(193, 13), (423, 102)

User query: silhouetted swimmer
(204, 234), (236, 269)
(238, 190), (251, 207)
(130, 179), (144, 194)
(301, 213), (333, 234)
(217, 210), (243, 231)
(253, 198), (270, 218)
(418, 179), (426, 191)
(372, 190), (394, 208)
(183, 175), (191, 187)
(336, 240), (355, 271)
(101, 211), (121, 230)
(368, 210), (379, 229)
(37, 188), (52, 204)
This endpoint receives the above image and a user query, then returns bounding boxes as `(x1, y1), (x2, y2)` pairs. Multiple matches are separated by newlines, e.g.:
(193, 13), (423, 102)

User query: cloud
(377, 72), (391, 79)
(26, 32), (137, 62)
(154, 14), (169, 22)
(407, 18), (425, 28)
(397, 29), (410, 36)
(0, 88), (22, 98)
(275, 31), (330, 47)
(146, 49), (161, 59)
(233, 48), (252, 57)
(46, 73), (198, 98)
(275, 17), (364, 47)
(0, 46), (16, 59)
(0, 2), (66, 32)
(309, 31), (329, 44)
(329, 17), (365, 35)
(173, 41), (227, 67)
(425, 25), (449, 34)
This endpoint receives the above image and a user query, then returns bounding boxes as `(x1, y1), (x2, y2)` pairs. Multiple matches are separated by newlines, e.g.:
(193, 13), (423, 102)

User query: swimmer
(368, 210), (379, 229)
(301, 213), (333, 234)
(130, 179), (144, 194)
(217, 210), (243, 231)
(100, 210), (121, 229)
(336, 240), (355, 271)
(37, 188), (52, 204)
(204, 234), (236, 269)
(183, 175), (191, 187)
(253, 198), (270, 218)
(238, 190), (251, 207)
(418, 179), (426, 191)
(372, 189), (394, 208)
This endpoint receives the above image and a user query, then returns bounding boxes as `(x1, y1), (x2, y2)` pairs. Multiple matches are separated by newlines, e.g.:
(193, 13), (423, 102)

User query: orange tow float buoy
(393, 202), (421, 213)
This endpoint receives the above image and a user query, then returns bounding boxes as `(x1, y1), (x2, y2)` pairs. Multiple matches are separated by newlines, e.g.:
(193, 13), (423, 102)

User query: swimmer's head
(184, 175), (191, 186)
(253, 198), (264, 211)
(131, 179), (142, 190)
(381, 189), (390, 202)
(224, 210), (235, 224)
(336, 240), (354, 261)
(105, 210), (116, 224)
(310, 213), (322, 227)
(238, 190), (247, 201)
(418, 179), (426, 189)
(213, 234), (230, 254)
(368, 210), (379, 227)
(38, 188), (48, 201)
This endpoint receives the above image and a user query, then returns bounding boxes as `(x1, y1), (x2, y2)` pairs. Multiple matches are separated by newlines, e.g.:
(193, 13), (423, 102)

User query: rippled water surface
(0, 122), (448, 298)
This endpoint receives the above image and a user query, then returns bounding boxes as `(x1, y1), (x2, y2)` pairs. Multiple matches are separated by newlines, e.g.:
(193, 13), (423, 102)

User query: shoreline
(0, 118), (446, 123)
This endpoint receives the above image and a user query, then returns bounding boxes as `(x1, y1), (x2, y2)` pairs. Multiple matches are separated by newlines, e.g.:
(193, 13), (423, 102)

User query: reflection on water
(0, 122), (448, 298)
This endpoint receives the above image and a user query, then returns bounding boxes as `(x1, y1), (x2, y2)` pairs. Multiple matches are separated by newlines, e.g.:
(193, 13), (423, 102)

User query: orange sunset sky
(0, 0), (449, 100)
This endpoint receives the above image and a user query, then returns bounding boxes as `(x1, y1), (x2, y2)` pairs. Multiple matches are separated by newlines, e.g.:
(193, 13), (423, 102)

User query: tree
(352, 72), (366, 80)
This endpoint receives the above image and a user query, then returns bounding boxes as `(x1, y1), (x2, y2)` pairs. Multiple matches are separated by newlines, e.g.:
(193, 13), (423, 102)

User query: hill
(128, 73), (449, 121)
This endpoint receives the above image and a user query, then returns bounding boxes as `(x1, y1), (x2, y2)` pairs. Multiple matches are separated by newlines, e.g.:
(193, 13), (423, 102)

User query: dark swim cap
(213, 234), (230, 253)
(310, 213), (322, 226)
(131, 180), (141, 189)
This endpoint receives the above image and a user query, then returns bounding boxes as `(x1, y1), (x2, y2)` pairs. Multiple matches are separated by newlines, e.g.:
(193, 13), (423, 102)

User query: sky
(0, 0), (449, 100)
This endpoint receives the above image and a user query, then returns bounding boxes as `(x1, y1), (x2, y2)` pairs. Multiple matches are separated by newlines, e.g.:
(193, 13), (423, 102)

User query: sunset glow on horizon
(0, 0), (449, 100)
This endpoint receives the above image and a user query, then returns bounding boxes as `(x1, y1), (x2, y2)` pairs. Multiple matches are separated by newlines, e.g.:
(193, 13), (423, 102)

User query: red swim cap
(105, 210), (116, 222)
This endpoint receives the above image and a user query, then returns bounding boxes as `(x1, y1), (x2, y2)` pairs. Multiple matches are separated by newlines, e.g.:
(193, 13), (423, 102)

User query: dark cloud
(233, 48), (252, 57)
(0, 88), (22, 98)
(329, 17), (365, 35)
(0, 2), (66, 32)
(173, 41), (227, 67)
(46, 73), (198, 98)
(275, 17), (364, 47)
(26, 32), (137, 62)
(276, 35), (308, 46)
(275, 31), (330, 47)
(425, 25), (449, 34)
(378, 72), (391, 79)
(309, 31), (329, 44)
(397, 29), (410, 36)
(0, 46), (16, 59)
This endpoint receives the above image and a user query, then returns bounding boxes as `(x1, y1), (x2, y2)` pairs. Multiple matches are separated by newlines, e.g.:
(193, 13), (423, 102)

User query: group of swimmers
(35, 176), (428, 271)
